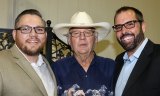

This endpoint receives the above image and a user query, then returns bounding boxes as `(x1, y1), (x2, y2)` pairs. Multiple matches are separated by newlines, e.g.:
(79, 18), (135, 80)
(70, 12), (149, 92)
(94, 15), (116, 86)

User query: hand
(65, 88), (85, 96)
(73, 90), (85, 96)
(66, 87), (75, 96)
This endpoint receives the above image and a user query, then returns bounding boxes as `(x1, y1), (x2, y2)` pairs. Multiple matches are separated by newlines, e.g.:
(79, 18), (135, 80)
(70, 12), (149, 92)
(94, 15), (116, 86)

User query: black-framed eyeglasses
(69, 29), (95, 38)
(15, 25), (46, 34)
(112, 20), (142, 32)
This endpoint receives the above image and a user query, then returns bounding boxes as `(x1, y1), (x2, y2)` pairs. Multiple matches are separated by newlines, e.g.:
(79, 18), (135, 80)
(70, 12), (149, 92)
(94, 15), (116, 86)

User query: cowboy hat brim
(53, 22), (111, 44)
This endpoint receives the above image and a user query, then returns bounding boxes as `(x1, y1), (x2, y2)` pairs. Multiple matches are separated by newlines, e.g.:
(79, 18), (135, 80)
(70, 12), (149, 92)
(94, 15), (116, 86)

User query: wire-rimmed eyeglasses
(112, 20), (142, 32)
(69, 29), (95, 38)
(15, 25), (46, 34)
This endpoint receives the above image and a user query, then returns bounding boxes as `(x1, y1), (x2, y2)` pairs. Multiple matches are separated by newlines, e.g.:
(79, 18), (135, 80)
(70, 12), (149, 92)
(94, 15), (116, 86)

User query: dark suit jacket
(0, 44), (57, 96)
(113, 40), (160, 96)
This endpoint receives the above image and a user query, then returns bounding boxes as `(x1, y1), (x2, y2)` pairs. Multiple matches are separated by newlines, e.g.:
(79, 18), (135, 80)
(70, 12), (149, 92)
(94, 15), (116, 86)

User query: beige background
(1, 0), (160, 59)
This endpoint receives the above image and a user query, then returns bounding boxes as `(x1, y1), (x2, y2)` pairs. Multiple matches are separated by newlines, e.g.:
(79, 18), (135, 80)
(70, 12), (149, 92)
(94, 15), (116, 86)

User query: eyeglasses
(69, 29), (95, 37)
(112, 20), (142, 32)
(15, 25), (46, 34)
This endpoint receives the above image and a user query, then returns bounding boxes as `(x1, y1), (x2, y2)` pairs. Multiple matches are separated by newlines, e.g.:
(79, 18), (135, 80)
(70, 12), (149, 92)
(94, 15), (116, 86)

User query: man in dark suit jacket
(0, 9), (57, 96)
(112, 6), (160, 96)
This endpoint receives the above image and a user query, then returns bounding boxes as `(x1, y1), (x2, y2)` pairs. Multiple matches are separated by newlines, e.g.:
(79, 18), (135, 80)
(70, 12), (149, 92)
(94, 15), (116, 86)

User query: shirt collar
(123, 38), (148, 62)
(31, 55), (44, 67)
(72, 54), (97, 68)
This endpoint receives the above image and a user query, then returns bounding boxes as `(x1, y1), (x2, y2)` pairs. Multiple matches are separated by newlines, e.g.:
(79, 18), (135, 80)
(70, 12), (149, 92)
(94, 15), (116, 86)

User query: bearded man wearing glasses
(112, 6), (160, 96)
(0, 9), (57, 96)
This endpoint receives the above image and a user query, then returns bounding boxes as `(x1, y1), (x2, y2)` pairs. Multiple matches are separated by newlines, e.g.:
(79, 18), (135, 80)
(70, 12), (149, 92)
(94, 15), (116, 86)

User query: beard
(118, 29), (145, 51)
(20, 45), (43, 56)
(16, 39), (45, 56)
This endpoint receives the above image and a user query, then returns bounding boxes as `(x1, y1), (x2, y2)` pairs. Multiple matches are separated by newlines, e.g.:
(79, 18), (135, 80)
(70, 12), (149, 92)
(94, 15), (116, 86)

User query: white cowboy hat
(53, 11), (111, 44)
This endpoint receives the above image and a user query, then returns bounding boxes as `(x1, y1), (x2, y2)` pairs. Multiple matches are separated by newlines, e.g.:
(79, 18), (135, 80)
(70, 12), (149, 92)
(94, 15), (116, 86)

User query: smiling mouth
(27, 38), (40, 43)
(122, 36), (133, 41)
(121, 34), (134, 42)
(27, 40), (38, 43)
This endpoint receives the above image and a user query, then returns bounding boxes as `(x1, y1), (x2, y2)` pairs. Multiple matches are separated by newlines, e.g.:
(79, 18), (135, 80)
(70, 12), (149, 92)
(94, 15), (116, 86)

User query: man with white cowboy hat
(52, 11), (115, 96)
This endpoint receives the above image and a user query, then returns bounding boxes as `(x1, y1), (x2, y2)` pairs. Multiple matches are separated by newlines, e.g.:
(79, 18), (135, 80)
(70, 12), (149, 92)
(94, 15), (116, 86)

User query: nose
(79, 32), (86, 39)
(29, 28), (37, 36)
(121, 26), (128, 34)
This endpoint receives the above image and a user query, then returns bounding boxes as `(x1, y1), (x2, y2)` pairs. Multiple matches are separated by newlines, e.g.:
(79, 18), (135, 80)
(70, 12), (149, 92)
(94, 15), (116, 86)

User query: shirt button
(85, 75), (87, 77)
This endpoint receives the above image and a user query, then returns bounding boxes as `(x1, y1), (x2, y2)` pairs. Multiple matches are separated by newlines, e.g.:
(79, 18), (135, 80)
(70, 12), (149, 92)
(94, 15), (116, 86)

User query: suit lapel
(113, 53), (124, 91)
(123, 40), (154, 95)
(11, 45), (48, 96)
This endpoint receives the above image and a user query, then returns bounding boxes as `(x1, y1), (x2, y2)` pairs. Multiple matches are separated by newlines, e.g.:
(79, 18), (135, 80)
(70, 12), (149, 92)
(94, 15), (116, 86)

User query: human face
(12, 14), (47, 56)
(68, 28), (97, 55)
(114, 10), (145, 51)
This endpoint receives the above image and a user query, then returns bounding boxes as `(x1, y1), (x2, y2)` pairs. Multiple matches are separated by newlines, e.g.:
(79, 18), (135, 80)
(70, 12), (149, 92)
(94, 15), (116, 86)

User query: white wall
(0, 0), (160, 59)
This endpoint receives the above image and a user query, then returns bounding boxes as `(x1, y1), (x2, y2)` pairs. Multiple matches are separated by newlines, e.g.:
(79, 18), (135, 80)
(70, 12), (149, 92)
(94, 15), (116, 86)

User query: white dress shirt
(31, 55), (54, 96)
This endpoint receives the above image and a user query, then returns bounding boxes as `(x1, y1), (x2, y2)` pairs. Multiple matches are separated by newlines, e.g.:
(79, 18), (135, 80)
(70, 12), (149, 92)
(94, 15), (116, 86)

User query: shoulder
(95, 55), (116, 69)
(51, 56), (76, 77)
(0, 49), (16, 73)
(96, 55), (115, 64)
(0, 49), (12, 62)
(53, 56), (74, 64)
(143, 40), (160, 56)
(51, 56), (74, 69)
(94, 56), (116, 76)
(150, 43), (160, 59)
(153, 43), (160, 52)
(0, 49), (11, 56)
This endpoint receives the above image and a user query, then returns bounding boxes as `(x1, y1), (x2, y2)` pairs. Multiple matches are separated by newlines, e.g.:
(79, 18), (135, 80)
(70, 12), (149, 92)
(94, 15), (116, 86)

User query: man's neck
(74, 51), (94, 72)
(25, 54), (39, 63)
